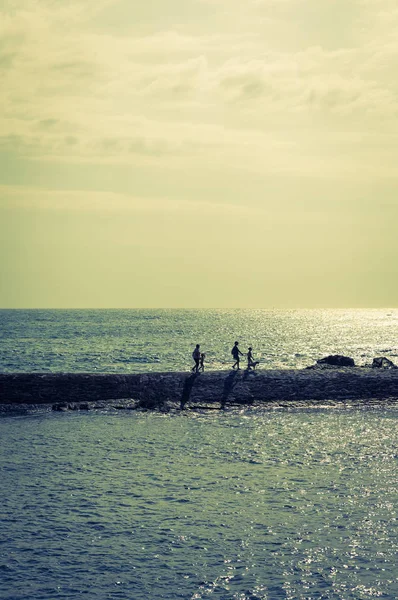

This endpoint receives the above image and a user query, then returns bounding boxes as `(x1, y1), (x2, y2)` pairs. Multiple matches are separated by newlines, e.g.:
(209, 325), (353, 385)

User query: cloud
(0, 185), (255, 217)
(0, 0), (397, 183)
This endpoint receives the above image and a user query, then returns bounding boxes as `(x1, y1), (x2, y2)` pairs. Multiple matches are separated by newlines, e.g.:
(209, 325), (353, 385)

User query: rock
(317, 355), (355, 367)
(371, 357), (397, 369)
(52, 403), (68, 411)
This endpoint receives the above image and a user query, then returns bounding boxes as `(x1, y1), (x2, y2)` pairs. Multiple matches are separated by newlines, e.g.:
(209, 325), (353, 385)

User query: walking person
(247, 347), (259, 370)
(192, 344), (201, 372)
(199, 353), (206, 372)
(231, 341), (244, 370)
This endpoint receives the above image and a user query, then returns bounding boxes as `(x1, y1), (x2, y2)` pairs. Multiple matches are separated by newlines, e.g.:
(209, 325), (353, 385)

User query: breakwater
(1, 368), (398, 411)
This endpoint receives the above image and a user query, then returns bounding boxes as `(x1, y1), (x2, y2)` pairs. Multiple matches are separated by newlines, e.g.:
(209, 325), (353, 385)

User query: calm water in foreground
(1, 407), (398, 599)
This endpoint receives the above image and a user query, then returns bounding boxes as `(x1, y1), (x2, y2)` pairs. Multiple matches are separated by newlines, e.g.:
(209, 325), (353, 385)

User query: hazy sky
(1, 0), (397, 308)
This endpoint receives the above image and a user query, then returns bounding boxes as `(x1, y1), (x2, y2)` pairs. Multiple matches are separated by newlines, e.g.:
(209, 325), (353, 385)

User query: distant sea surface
(1, 308), (398, 373)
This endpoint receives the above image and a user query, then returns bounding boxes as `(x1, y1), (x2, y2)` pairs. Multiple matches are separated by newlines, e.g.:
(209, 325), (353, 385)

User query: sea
(1, 308), (398, 373)
(1, 309), (398, 599)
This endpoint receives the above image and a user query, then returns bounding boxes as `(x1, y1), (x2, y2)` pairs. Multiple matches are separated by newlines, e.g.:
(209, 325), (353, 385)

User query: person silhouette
(199, 353), (206, 372)
(192, 344), (201, 372)
(231, 341), (244, 370)
(247, 347), (259, 370)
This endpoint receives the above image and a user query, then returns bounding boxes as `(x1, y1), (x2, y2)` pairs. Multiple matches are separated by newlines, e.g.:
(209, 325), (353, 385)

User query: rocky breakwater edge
(1, 355), (398, 414)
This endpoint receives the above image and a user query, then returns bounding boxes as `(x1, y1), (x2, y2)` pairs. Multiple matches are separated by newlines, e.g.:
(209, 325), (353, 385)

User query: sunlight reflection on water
(1, 407), (398, 599)
(1, 308), (398, 373)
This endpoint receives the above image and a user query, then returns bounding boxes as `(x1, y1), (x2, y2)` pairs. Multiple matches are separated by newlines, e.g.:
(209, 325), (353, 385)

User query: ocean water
(1, 309), (398, 373)
(2, 309), (398, 599)
(1, 408), (398, 600)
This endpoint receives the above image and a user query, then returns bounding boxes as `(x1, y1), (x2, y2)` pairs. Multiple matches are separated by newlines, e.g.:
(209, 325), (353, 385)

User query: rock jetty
(1, 357), (398, 412)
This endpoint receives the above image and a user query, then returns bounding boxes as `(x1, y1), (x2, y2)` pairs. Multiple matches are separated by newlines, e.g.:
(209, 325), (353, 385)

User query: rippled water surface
(1, 408), (398, 599)
(1, 309), (398, 372)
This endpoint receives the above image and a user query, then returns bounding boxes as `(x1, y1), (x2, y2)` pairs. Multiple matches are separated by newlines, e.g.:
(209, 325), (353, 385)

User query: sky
(0, 0), (397, 308)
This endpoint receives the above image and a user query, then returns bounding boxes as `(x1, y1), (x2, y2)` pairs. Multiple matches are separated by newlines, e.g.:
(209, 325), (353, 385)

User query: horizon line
(0, 307), (397, 311)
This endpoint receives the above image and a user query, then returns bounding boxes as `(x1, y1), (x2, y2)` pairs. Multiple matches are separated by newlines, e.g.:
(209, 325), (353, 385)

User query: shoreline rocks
(371, 357), (397, 369)
(316, 355), (356, 367)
